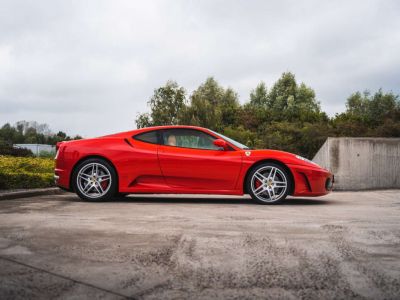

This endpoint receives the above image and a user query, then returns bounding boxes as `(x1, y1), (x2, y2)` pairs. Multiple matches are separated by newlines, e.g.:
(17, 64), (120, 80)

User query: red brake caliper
(101, 180), (108, 190)
(255, 178), (262, 188)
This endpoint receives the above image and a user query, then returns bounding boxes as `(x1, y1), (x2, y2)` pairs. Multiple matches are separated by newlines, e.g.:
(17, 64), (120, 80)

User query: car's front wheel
(72, 158), (117, 201)
(247, 162), (291, 204)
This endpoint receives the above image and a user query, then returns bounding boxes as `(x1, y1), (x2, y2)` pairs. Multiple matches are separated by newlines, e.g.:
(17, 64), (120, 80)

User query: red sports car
(55, 125), (333, 204)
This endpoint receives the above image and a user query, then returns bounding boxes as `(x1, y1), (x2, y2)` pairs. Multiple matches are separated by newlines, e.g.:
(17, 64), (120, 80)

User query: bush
(0, 172), (53, 189)
(0, 142), (34, 157)
(38, 150), (55, 158)
(11, 147), (34, 157)
(0, 155), (54, 189)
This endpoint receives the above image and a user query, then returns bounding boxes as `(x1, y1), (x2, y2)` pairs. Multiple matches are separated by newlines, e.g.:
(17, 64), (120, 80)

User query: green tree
(268, 72), (297, 114)
(135, 113), (152, 129)
(181, 77), (240, 130)
(223, 126), (262, 149)
(56, 131), (68, 140)
(0, 122), (81, 146)
(249, 82), (268, 107)
(135, 80), (186, 128)
(133, 74), (400, 158)
(335, 89), (400, 133)
(0, 123), (17, 144)
(266, 72), (323, 122)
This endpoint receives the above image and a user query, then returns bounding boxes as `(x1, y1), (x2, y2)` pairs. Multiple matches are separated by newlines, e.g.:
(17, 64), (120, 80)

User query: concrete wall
(313, 138), (400, 190)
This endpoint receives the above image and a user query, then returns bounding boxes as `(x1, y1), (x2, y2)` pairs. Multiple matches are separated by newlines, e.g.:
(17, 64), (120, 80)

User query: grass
(0, 155), (55, 190)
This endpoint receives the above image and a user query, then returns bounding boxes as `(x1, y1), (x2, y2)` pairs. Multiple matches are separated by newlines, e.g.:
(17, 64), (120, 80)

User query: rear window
(133, 131), (159, 144)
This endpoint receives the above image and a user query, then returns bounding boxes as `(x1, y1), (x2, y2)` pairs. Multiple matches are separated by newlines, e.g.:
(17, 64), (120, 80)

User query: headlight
(295, 155), (319, 166)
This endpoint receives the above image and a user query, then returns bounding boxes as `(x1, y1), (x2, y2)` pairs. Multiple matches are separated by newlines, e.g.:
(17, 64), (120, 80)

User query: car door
(158, 128), (242, 191)
(126, 130), (165, 190)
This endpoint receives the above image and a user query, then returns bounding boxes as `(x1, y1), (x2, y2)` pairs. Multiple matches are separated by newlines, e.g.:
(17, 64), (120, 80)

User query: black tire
(72, 158), (117, 201)
(115, 193), (128, 198)
(246, 162), (292, 204)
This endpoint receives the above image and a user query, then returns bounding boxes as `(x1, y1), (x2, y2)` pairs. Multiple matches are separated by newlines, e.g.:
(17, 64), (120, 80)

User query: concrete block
(313, 138), (400, 190)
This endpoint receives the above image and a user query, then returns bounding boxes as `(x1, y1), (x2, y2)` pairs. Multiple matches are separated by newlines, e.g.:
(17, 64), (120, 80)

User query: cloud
(1, 0), (399, 137)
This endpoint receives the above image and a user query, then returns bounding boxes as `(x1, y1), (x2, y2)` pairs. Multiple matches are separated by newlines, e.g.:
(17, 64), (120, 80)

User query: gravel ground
(0, 190), (400, 300)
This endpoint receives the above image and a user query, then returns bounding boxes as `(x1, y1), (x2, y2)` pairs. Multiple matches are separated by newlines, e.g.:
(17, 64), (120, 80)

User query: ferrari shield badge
(245, 151), (251, 157)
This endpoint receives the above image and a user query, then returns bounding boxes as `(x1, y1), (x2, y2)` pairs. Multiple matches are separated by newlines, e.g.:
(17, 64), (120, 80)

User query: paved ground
(0, 191), (400, 300)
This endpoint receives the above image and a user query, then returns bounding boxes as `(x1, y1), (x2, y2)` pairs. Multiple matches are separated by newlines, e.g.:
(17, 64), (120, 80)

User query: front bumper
(287, 164), (334, 197)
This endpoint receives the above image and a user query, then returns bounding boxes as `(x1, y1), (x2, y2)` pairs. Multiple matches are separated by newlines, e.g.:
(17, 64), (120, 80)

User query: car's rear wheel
(247, 162), (291, 204)
(72, 158), (117, 201)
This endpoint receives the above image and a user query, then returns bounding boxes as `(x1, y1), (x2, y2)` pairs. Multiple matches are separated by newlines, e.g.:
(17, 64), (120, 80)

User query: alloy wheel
(76, 162), (112, 199)
(250, 166), (288, 203)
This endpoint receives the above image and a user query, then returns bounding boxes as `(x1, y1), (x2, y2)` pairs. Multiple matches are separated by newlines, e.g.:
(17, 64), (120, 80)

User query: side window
(133, 130), (159, 144)
(163, 129), (220, 150)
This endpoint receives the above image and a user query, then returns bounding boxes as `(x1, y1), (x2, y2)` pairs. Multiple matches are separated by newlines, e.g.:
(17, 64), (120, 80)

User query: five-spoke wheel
(247, 163), (291, 204)
(72, 158), (117, 201)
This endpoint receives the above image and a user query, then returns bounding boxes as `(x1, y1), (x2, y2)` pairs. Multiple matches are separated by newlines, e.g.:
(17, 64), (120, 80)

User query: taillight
(55, 142), (63, 159)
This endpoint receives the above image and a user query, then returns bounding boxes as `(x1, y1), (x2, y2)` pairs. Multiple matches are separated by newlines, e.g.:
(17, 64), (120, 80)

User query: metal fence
(13, 144), (56, 156)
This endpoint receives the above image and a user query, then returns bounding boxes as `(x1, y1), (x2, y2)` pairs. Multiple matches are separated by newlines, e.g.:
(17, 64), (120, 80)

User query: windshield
(210, 130), (250, 150)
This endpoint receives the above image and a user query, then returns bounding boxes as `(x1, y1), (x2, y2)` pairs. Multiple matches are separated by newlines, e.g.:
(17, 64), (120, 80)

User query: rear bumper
(287, 164), (334, 197)
(54, 168), (71, 190)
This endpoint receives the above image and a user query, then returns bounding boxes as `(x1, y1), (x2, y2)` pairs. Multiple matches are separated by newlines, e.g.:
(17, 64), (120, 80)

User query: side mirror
(213, 139), (228, 150)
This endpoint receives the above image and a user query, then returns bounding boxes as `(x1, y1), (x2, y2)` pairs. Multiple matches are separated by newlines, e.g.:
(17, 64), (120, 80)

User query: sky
(1, 0), (400, 137)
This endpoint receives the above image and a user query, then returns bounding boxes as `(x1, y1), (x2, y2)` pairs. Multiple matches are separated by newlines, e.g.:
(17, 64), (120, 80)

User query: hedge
(0, 155), (54, 189)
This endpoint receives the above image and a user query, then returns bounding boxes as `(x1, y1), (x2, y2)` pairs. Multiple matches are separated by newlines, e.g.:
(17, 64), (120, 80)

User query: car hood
(244, 149), (322, 169)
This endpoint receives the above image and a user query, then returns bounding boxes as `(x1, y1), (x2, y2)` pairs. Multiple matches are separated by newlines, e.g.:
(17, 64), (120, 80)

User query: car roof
(100, 125), (210, 138)
(140, 125), (210, 132)
(99, 125), (242, 150)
